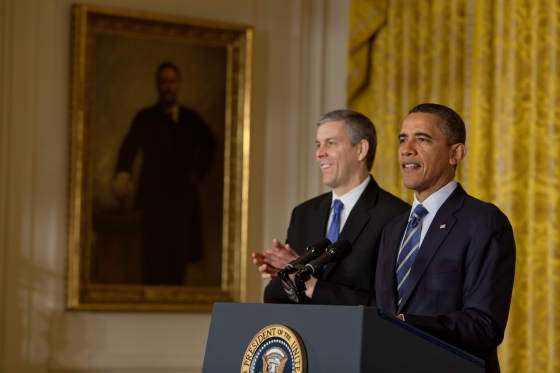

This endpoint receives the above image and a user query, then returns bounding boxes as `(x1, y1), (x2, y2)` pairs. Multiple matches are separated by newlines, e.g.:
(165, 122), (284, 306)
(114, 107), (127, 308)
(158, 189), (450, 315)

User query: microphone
(301, 238), (352, 276)
(277, 238), (331, 290)
(279, 237), (332, 275)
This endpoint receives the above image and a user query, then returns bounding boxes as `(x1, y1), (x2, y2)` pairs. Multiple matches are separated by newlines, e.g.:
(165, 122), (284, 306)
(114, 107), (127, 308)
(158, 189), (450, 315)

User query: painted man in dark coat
(113, 61), (216, 285)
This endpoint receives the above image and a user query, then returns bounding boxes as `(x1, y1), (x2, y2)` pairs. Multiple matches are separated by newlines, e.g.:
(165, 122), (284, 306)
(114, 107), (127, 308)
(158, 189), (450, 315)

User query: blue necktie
(396, 204), (428, 306)
(326, 199), (344, 243)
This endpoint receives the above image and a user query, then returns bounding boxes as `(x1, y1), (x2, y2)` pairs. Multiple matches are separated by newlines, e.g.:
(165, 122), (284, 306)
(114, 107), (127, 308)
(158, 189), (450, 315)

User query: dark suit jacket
(375, 184), (516, 373)
(264, 176), (410, 304)
(116, 104), (216, 209)
(115, 104), (216, 276)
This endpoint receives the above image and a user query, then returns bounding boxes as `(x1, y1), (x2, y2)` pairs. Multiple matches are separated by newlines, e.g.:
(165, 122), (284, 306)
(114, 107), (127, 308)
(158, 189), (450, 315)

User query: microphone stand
(278, 263), (309, 293)
(277, 270), (297, 292)
(294, 270), (311, 304)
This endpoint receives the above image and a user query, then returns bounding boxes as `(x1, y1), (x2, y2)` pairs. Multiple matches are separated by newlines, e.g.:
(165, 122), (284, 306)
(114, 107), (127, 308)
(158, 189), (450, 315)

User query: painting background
(91, 33), (227, 286)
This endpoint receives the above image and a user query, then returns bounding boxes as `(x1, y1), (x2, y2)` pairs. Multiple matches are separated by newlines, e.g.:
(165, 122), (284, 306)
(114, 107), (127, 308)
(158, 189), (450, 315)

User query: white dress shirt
(398, 179), (458, 261)
(326, 176), (371, 236)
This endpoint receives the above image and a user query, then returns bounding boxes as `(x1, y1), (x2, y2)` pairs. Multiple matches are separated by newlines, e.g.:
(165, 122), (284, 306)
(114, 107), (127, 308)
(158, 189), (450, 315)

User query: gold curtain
(348, 1), (560, 372)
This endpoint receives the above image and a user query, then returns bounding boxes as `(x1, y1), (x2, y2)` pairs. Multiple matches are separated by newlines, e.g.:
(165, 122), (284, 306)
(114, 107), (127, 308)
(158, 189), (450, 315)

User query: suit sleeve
(115, 112), (144, 174)
(403, 210), (516, 352)
(191, 114), (216, 180)
(262, 208), (300, 304)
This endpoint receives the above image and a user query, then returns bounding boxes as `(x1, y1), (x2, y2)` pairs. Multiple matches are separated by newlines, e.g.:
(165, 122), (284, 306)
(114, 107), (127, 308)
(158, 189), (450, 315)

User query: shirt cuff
(284, 286), (299, 303)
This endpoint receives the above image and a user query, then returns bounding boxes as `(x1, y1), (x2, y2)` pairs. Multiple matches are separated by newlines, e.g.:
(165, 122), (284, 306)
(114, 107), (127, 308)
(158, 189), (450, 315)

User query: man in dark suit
(374, 103), (516, 373)
(113, 61), (216, 285)
(252, 110), (410, 304)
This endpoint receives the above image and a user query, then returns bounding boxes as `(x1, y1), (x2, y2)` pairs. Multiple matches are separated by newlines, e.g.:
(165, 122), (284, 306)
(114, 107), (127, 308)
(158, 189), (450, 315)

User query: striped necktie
(396, 204), (428, 306)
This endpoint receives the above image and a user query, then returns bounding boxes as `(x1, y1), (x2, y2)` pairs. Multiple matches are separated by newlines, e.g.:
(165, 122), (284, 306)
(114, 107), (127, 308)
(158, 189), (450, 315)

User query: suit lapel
(323, 176), (379, 278)
(384, 214), (409, 315)
(397, 185), (467, 314)
(300, 194), (330, 279)
(312, 193), (332, 241)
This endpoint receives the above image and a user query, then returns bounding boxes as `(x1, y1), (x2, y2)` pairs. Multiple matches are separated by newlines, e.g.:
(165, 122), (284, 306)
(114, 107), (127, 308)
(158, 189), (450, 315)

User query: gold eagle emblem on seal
(241, 324), (307, 373)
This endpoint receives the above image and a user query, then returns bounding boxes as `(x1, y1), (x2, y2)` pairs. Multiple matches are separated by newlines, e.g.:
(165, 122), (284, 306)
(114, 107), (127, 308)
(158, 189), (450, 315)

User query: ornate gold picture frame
(67, 4), (252, 311)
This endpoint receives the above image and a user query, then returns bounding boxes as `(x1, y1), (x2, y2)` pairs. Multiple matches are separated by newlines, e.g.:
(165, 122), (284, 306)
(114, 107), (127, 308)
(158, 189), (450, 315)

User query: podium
(202, 302), (484, 373)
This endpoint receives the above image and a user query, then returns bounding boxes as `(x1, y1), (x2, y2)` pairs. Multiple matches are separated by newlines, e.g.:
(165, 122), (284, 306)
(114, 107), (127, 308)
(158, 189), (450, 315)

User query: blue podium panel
(202, 302), (484, 373)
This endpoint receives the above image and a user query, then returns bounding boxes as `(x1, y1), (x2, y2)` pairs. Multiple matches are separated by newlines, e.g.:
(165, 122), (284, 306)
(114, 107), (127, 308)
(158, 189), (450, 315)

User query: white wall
(0, 0), (349, 371)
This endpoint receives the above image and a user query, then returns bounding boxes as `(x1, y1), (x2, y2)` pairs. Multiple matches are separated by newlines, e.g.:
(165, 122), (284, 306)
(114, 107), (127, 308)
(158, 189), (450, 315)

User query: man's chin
(401, 179), (418, 190)
(322, 178), (336, 189)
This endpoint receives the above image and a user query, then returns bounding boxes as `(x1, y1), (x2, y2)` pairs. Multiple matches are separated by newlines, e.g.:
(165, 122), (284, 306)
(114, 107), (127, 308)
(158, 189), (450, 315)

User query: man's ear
(357, 139), (369, 161)
(449, 143), (467, 166)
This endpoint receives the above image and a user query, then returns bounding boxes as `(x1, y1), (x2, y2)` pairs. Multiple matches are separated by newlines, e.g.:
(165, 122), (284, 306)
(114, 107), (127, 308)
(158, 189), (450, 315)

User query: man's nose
(400, 141), (415, 156)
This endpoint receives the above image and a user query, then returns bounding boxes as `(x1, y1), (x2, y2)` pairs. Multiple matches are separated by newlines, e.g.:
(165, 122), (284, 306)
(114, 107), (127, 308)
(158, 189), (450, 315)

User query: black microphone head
(305, 237), (332, 252)
(303, 238), (352, 275)
(327, 238), (352, 260)
(284, 238), (332, 272)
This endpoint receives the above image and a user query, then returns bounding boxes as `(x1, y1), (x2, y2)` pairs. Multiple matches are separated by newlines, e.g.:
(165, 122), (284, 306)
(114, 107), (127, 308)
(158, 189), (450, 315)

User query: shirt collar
(332, 176), (370, 209)
(411, 179), (457, 218)
(164, 103), (180, 122)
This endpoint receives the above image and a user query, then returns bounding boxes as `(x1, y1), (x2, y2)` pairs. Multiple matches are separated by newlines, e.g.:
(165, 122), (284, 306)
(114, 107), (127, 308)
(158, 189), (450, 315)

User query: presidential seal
(241, 324), (307, 373)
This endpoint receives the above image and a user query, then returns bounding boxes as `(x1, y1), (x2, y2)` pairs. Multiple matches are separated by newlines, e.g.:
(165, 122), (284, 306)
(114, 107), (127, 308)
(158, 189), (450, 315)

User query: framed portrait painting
(66, 4), (252, 311)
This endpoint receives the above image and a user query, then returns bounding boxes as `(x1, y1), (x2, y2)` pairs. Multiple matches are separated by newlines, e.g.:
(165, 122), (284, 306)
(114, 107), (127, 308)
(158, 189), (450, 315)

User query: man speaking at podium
(373, 103), (515, 373)
(252, 110), (409, 304)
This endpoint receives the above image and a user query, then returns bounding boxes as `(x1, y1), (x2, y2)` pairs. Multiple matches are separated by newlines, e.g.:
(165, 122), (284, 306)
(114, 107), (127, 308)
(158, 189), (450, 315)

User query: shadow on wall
(48, 311), (99, 370)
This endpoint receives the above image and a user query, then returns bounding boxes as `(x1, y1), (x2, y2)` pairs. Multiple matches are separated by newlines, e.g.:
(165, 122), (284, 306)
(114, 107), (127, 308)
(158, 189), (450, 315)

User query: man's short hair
(408, 103), (466, 145)
(317, 109), (377, 170)
(156, 61), (181, 81)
